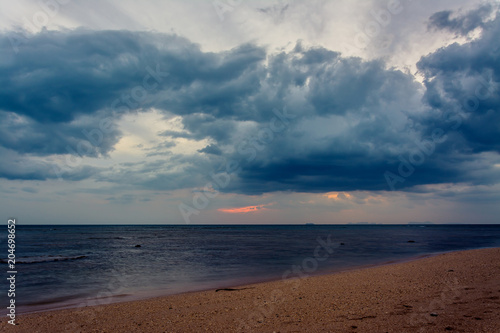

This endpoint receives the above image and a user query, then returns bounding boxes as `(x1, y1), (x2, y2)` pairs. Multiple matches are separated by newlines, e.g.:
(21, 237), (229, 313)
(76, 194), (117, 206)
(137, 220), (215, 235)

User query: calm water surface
(1, 224), (500, 314)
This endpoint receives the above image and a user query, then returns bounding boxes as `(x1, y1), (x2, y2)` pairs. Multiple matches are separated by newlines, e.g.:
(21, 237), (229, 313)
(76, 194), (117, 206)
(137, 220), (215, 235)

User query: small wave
(0, 255), (87, 264)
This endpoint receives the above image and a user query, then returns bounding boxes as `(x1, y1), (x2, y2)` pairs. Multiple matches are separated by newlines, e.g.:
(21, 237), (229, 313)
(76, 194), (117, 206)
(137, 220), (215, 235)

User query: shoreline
(13, 249), (448, 316)
(2, 247), (500, 332)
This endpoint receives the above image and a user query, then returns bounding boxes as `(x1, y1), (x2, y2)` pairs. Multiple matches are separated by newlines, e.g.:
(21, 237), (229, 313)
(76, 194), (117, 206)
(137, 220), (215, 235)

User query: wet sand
(2, 247), (500, 332)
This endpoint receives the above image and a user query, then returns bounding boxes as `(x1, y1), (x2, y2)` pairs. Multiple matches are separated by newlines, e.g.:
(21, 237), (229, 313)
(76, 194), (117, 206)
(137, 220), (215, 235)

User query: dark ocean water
(1, 224), (500, 314)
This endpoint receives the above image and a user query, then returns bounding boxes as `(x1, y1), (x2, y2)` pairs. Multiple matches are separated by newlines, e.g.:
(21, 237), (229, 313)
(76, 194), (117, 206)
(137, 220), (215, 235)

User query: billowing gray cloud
(219, 7), (500, 194)
(1, 6), (500, 194)
(0, 29), (266, 159)
(0, 109), (121, 157)
(143, 141), (176, 157)
(198, 144), (223, 156)
(0, 147), (101, 181)
(428, 4), (495, 35)
(418, 7), (500, 155)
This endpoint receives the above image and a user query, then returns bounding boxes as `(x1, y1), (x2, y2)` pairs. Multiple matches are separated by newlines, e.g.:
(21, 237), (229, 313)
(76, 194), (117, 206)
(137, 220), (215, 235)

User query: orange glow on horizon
(218, 203), (273, 214)
(325, 192), (353, 200)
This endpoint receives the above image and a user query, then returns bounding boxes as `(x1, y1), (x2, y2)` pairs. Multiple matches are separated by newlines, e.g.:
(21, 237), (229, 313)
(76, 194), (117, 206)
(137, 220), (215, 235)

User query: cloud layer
(1, 5), (499, 196)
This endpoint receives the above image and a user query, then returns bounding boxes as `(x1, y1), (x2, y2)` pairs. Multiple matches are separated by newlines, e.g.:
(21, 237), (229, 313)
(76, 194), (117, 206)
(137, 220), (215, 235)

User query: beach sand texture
(2, 247), (499, 332)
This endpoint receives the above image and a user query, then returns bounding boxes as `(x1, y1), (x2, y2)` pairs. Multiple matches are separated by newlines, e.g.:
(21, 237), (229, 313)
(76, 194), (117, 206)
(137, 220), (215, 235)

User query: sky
(0, 0), (499, 225)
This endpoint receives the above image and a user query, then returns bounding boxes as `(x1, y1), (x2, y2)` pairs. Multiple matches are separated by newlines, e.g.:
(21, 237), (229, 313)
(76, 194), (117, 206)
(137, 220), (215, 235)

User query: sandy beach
(2, 247), (499, 332)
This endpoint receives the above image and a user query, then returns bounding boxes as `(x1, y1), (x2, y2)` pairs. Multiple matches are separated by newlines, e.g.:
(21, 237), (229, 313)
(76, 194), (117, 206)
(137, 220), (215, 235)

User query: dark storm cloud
(418, 8), (500, 154)
(159, 130), (196, 140)
(218, 8), (500, 194)
(96, 154), (214, 191)
(2, 7), (500, 192)
(1, 29), (265, 123)
(428, 4), (494, 35)
(156, 44), (266, 119)
(198, 144), (223, 156)
(0, 147), (101, 181)
(0, 29), (266, 159)
(0, 110), (121, 157)
(143, 141), (176, 157)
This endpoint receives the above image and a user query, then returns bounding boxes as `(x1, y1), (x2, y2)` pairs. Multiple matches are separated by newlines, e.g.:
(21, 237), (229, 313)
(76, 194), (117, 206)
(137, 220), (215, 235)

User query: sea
(1, 224), (500, 315)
